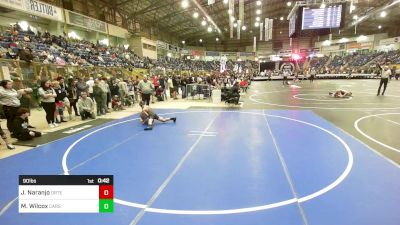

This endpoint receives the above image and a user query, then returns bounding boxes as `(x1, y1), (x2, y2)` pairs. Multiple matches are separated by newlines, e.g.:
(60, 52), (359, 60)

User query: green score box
(99, 199), (114, 213)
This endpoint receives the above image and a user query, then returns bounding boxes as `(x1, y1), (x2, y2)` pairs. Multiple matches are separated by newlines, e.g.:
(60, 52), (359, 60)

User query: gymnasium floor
(0, 79), (399, 225)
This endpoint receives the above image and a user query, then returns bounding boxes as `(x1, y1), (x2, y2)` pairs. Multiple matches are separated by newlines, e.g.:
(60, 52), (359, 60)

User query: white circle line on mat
(250, 90), (400, 110)
(354, 112), (400, 153)
(62, 110), (353, 215)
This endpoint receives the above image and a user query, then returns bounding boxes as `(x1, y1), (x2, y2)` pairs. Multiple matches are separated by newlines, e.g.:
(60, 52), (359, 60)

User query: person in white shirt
(86, 77), (94, 98)
(377, 65), (390, 96)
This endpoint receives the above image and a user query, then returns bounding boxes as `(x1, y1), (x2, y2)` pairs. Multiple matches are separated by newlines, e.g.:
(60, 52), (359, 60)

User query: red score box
(99, 185), (114, 199)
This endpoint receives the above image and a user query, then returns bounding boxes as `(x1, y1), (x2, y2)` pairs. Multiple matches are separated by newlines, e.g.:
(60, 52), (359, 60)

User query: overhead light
(256, 9), (261, 15)
(216, 37), (219, 41)
(255, 57), (259, 61)
(378, 25), (382, 29)
(322, 40), (331, 46)
(193, 12), (199, 18)
(181, 0), (189, 8)
(228, 9), (233, 15)
(99, 38), (109, 46)
(287, 2), (292, 7)
(182, 40), (185, 44)
(199, 39), (203, 43)
(233, 23), (238, 27)
(256, 17), (260, 22)
(338, 37), (349, 43)
(207, 26), (213, 32)
(68, 31), (80, 39)
(380, 11), (387, 17)
(356, 35), (368, 42)
(320, 2), (326, 8)
(242, 25), (247, 31)
(19, 21), (29, 31)
(201, 20), (207, 26)
(353, 15), (358, 20)
(230, 16), (235, 22)
(255, 22), (260, 27)
(280, 16), (284, 21)
(223, 0), (228, 4)
(256, 0), (262, 6)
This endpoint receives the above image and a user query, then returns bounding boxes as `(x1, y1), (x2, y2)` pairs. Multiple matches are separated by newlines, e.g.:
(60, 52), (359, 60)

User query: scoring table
(19, 175), (114, 213)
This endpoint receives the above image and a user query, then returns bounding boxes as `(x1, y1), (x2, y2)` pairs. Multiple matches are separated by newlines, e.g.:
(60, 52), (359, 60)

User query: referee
(377, 65), (390, 96)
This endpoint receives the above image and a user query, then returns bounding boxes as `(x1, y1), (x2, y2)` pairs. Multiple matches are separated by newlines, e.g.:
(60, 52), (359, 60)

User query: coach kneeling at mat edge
(12, 108), (41, 141)
(77, 92), (96, 120)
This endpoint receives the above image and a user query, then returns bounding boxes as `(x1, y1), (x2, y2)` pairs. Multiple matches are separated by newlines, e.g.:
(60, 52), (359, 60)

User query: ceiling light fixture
(181, 0), (189, 8)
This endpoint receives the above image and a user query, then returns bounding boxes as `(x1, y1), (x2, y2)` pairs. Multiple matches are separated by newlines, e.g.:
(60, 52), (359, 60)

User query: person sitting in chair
(329, 89), (352, 98)
(139, 101), (176, 131)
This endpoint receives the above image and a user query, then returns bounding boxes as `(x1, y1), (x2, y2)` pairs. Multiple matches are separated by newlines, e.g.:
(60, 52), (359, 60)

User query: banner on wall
(205, 51), (220, 57)
(66, 10), (107, 33)
(347, 42), (372, 49)
(279, 61), (295, 73)
(222, 52), (238, 57)
(157, 41), (168, 50)
(239, 52), (255, 56)
(191, 50), (204, 56)
(379, 37), (400, 45)
(0, 0), (64, 22)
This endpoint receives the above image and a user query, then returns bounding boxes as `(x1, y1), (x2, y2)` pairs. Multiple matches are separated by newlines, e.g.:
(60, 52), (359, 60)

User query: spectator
(0, 80), (32, 134)
(92, 79), (105, 116)
(138, 75), (154, 105)
(53, 81), (67, 123)
(67, 78), (79, 116)
(12, 108), (41, 141)
(0, 124), (15, 149)
(38, 80), (58, 128)
(86, 77), (94, 99)
(112, 95), (123, 111)
(77, 92), (96, 120)
(76, 77), (88, 97)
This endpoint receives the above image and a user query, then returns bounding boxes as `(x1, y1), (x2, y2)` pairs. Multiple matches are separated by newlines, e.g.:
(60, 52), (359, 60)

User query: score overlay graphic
(18, 175), (114, 213)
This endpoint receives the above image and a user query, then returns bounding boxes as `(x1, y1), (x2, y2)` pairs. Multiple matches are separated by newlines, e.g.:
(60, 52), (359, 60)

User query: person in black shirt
(180, 76), (187, 99)
(12, 108), (41, 141)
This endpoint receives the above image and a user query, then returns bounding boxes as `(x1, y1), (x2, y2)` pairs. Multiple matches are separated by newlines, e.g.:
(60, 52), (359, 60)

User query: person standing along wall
(38, 80), (58, 128)
(0, 80), (32, 134)
(138, 76), (154, 105)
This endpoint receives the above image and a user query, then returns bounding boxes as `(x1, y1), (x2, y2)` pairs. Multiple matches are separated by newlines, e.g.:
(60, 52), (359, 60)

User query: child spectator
(12, 108), (41, 141)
